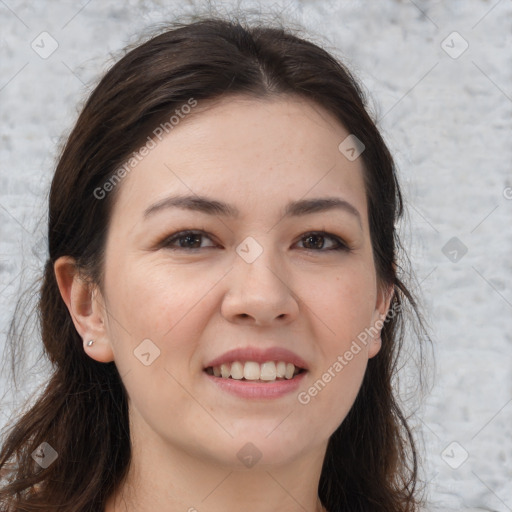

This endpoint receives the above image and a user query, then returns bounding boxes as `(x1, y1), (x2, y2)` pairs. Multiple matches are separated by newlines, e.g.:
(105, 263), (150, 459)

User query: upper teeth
(208, 361), (300, 381)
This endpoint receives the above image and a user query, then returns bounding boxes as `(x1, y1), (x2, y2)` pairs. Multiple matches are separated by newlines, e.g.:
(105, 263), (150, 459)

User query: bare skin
(55, 95), (391, 512)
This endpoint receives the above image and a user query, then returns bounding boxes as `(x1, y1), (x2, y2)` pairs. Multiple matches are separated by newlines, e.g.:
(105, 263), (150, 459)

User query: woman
(0, 15), (429, 512)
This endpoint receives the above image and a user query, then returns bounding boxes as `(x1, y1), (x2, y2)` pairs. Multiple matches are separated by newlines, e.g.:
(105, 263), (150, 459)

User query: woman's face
(96, 95), (390, 468)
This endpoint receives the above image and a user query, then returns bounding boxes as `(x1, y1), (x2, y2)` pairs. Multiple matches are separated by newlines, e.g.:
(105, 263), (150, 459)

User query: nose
(220, 248), (300, 327)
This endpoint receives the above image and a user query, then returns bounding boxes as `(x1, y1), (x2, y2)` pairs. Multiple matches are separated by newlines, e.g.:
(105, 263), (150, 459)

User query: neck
(105, 417), (328, 512)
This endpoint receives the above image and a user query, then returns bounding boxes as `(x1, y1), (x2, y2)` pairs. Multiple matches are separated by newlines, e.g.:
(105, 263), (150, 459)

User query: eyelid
(157, 229), (217, 250)
(294, 231), (350, 252)
(158, 229), (351, 253)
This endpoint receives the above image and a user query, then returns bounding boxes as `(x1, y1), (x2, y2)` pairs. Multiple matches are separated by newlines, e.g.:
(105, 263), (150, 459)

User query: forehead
(109, 95), (368, 227)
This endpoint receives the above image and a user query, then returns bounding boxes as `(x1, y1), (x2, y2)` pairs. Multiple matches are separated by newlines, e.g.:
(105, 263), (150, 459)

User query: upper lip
(204, 346), (309, 371)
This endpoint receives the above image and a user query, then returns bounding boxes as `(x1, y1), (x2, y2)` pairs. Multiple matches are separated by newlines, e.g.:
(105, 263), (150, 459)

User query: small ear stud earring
(87, 340), (94, 347)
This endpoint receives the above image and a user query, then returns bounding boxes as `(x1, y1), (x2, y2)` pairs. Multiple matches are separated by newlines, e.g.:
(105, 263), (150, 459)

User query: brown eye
(296, 232), (349, 252)
(161, 230), (217, 250)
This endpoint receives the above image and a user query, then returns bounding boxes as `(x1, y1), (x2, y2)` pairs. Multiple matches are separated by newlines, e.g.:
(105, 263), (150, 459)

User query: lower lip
(204, 370), (307, 399)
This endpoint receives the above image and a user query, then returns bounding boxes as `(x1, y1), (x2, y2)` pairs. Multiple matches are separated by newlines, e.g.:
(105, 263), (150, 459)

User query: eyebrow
(144, 194), (362, 226)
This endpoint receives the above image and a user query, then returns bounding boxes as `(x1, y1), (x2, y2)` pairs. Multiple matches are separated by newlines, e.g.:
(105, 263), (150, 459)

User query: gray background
(1, 1), (511, 510)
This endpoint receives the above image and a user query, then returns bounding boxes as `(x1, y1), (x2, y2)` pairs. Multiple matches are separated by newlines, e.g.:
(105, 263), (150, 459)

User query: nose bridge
(221, 235), (299, 325)
(236, 236), (289, 298)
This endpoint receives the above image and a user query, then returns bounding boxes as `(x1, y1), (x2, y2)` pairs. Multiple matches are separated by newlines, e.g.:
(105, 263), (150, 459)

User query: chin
(225, 429), (312, 467)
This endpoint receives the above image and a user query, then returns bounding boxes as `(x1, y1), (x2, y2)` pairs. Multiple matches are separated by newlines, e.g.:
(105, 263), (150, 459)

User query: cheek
(101, 260), (211, 420)
(296, 270), (375, 437)
(103, 258), (221, 371)
(293, 259), (376, 422)
(300, 262), (377, 353)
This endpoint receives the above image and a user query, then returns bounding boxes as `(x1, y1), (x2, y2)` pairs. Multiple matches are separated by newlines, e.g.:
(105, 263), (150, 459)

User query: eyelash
(158, 230), (351, 253)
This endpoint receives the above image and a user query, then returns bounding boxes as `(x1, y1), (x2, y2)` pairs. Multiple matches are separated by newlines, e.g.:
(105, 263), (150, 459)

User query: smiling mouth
(204, 360), (306, 382)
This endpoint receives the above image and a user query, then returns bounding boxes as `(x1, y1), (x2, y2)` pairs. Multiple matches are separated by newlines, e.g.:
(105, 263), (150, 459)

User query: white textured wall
(1, 1), (511, 510)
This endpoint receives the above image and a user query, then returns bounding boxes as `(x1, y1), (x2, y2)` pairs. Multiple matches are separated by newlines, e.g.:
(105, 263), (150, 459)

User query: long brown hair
(0, 14), (431, 512)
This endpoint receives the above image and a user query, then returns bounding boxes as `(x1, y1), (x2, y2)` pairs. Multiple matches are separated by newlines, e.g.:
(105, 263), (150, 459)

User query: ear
(54, 256), (115, 363)
(367, 283), (394, 359)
